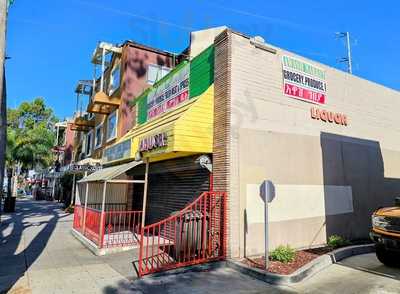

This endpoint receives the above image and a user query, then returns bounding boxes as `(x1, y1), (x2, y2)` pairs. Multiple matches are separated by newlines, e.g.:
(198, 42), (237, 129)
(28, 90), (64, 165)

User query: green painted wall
(137, 94), (148, 125)
(135, 45), (215, 125)
(190, 45), (215, 98)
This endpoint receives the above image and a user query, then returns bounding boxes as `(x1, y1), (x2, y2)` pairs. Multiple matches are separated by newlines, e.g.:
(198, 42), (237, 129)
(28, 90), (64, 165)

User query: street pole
(346, 32), (353, 74)
(0, 0), (8, 222)
(264, 199), (269, 270)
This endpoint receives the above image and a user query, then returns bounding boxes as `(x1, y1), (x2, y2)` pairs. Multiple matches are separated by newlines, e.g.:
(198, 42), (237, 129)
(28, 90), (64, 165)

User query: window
(106, 111), (117, 142)
(147, 64), (171, 85)
(86, 130), (93, 156)
(95, 123), (103, 149)
(56, 128), (66, 146)
(109, 63), (121, 95)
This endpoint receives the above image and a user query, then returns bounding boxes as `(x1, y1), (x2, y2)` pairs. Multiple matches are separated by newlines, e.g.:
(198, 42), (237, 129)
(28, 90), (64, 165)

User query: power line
(207, 3), (334, 35)
(74, 0), (195, 31)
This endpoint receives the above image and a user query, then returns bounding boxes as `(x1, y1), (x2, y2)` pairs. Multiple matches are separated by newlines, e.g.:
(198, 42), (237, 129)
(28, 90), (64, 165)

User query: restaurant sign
(282, 55), (327, 105)
(139, 132), (168, 152)
(147, 63), (189, 120)
(103, 139), (132, 163)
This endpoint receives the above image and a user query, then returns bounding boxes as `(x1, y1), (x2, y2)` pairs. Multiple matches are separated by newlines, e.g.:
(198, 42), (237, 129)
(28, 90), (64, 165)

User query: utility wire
(73, 0), (195, 31)
(207, 2), (334, 35)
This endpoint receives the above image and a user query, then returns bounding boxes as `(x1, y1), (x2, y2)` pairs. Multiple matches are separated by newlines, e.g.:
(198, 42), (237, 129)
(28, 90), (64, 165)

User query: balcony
(87, 90), (120, 114)
(86, 42), (122, 114)
(53, 121), (67, 149)
(71, 113), (95, 132)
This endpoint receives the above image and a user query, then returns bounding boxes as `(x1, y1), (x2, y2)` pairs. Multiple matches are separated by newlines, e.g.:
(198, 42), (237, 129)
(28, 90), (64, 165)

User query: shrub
(270, 245), (296, 263)
(65, 205), (74, 214)
(327, 235), (350, 248)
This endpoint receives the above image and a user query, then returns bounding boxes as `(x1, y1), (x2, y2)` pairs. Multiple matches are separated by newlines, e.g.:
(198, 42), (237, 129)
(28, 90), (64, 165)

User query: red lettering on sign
(284, 83), (325, 104)
(310, 107), (348, 126)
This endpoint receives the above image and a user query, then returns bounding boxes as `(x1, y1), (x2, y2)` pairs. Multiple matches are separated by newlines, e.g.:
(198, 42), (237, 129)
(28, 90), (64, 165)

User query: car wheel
(375, 244), (398, 267)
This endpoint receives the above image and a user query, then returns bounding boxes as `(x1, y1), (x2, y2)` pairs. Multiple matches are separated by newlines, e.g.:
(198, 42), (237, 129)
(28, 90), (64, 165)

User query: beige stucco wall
(226, 31), (400, 258)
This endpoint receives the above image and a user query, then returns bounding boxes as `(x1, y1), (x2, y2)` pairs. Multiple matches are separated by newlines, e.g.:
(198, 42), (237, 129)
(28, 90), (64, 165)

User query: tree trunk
(12, 168), (17, 197)
(6, 167), (11, 197)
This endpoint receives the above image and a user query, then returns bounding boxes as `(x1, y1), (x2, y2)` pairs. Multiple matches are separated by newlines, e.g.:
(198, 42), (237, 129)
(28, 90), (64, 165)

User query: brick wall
(213, 30), (236, 257)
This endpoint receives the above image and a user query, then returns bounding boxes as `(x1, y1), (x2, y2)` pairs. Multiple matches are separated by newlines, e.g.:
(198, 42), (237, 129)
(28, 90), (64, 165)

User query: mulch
(241, 246), (333, 275)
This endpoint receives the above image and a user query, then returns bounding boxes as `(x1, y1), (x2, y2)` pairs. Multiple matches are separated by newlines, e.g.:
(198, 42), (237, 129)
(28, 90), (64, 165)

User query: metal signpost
(259, 180), (275, 270)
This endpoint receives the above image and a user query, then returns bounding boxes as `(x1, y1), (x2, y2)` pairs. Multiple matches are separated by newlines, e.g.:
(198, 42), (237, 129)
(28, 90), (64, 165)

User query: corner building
(77, 27), (400, 261)
(213, 29), (400, 258)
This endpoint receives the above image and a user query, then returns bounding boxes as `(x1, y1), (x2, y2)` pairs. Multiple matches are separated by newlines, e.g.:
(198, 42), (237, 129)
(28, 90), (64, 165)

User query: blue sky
(5, 0), (399, 119)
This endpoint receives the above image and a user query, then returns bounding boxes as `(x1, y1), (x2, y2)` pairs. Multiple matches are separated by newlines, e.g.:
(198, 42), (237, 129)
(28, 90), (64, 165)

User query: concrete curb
(226, 244), (375, 285)
(70, 229), (139, 256)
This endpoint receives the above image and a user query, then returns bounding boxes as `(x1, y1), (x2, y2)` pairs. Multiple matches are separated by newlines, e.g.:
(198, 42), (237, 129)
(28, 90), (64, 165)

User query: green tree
(7, 97), (58, 171)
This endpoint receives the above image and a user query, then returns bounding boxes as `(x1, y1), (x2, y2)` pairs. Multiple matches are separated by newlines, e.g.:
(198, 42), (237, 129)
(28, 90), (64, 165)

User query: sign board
(282, 55), (327, 105)
(61, 164), (102, 173)
(147, 63), (190, 120)
(310, 107), (348, 126)
(260, 180), (275, 203)
(69, 164), (102, 173)
(103, 139), (132, 163)
(139, 132), (168, 152)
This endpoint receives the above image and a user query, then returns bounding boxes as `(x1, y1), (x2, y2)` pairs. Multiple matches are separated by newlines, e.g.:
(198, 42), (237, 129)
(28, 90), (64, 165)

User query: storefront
(73, 45), (221, 257)
(211, 29), (400, 259)
(71, 26), (400, 267)
(70, 26), (400, 275)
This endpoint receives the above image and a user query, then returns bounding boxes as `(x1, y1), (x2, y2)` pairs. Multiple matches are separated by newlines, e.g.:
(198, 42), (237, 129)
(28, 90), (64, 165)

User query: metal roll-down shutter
(129, 155), (210, 224)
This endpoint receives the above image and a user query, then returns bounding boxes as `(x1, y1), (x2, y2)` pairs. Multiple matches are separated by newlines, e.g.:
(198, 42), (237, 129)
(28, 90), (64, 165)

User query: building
(71, 41), (177, 163)
(53, 120), (75, 168)
(71, 27), (400, 274)
(213, 29), (400, 258)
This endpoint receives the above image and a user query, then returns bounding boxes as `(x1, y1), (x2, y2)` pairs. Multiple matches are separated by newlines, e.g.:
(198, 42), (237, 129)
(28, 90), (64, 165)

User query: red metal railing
(100, 210), (142, 248)
(84, 207), (102, 245)
(73, 205), (84, 233)
(73, 206), (142, 248)
(138, 191), (227, 277)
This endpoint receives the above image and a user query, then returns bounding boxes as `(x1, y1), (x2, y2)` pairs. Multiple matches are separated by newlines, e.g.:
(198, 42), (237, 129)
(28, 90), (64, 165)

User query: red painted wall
(64, 122), (75, 165)
(118, 44), (174, 136)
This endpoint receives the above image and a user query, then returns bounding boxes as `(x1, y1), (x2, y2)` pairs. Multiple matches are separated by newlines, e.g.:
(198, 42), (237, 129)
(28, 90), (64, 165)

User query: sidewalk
(0, 197), (295, 294)
(0, 197), (137, 294)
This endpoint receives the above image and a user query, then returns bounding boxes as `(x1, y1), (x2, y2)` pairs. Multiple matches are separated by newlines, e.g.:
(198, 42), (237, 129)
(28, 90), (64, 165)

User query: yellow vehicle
(370, 198), (400, 266)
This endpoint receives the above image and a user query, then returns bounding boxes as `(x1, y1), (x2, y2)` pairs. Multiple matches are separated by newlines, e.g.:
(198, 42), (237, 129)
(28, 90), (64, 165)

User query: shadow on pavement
(101, 267), (297, 294)
(0, 197), (71, 293)
(337, 253), (400, 281)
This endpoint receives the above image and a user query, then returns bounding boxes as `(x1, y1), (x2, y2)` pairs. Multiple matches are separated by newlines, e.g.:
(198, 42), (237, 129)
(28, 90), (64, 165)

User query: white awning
(78, 160), (142, 183)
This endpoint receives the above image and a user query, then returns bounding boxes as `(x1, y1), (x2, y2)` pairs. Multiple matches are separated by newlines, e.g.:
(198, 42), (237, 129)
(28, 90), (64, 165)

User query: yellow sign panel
(126, 85), (214, 163)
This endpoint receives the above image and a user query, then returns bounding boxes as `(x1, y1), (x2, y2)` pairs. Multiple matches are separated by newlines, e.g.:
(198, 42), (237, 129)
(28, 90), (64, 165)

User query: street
(1, 198), (399, 294)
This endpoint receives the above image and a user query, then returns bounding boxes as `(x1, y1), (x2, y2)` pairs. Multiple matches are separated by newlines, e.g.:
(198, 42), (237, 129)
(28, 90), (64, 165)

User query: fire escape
(87, 42), (122, 114)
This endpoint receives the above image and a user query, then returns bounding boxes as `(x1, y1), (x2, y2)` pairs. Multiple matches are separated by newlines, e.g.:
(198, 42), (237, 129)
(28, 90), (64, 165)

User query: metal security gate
(129, 156), (211, 224)
(138, 191), (227, 277)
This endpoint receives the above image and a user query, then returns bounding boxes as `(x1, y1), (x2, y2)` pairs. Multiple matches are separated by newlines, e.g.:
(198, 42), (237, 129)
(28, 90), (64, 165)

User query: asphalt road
(292, 253), (400, 294)
(127, 253), (400, 294)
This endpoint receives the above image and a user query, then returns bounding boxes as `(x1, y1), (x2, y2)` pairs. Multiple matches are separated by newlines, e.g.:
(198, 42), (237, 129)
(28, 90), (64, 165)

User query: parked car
(370, 197), (400, 266)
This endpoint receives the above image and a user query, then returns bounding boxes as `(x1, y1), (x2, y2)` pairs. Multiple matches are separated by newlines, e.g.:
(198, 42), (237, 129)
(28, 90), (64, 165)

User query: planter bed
(241, 246), (348, 275)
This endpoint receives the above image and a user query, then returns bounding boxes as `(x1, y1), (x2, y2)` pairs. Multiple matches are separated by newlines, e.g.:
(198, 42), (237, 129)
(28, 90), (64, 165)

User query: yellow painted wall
(139, 85), (214, 159)
(103, 84), (214, 164)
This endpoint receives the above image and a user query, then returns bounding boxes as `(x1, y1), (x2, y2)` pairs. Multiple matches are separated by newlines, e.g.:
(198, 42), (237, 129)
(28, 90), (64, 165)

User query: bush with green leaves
(270, 245), (296, 263)
(327, 235), (350, 248)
